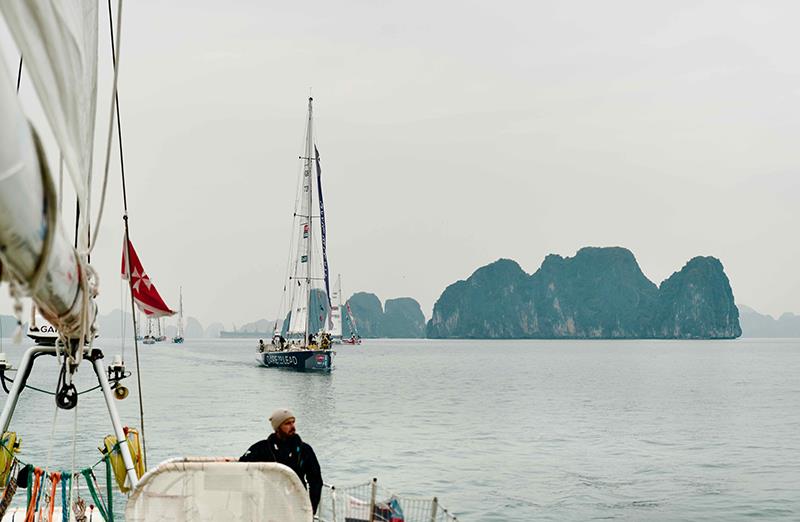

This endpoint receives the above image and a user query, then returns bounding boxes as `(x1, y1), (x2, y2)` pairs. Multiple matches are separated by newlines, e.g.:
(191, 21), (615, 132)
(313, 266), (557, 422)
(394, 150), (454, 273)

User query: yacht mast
(178, 286), (184, 337)
(303, 97), (314, 346)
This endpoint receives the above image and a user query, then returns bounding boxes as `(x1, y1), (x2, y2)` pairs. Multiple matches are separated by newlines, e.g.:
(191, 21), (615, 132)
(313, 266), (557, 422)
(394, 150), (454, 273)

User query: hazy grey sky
(2, 0), (799, 327)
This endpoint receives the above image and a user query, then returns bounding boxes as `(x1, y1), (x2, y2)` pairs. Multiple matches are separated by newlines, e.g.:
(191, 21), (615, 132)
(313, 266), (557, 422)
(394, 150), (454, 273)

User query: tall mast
(303, 97), (314, 346)
(178, 286), (184, 337)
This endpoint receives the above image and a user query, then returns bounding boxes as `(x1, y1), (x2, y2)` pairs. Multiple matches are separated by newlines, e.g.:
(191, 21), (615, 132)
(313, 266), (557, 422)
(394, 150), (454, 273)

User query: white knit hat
(269, 408), (296, 431)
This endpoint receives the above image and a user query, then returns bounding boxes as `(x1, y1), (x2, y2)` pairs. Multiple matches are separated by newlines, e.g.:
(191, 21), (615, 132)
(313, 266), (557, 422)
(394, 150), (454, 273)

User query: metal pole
(92, 355), (139, 488)
(0, 345), (44, 432)
(430, 496), (439, 522)
(369, 477), (377, 522)
(330, 485), (337, 522)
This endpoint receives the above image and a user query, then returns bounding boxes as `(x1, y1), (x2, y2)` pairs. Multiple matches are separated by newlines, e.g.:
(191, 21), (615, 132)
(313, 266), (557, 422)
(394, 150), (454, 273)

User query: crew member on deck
(240, 408), (323, 514)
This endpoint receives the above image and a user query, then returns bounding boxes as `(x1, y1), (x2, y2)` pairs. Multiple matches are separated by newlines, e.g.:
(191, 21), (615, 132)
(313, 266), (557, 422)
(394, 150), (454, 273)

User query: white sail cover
(0, 49), (84, 330)
(126, 459), (313, 522)
(0, 0), (98, 224)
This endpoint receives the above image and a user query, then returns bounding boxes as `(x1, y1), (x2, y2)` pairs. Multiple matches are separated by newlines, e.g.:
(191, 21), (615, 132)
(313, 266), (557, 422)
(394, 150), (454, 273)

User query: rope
(61, 472), (69, 522)
(46, 472), (61, 522)
(0, 460), (18, 517)
(89, 0), (125, 255)
(16, 55), (22, 92)
(80, 469), (109, 522)
(58, 155), (64, 216)
(106, 0), (147, 468)
(25, 467), (42, 522)
(104, 452), (113, 520)
(25, 464), (31, 513)
(69, 397), (79, 518)
(43, 402), (60, 481)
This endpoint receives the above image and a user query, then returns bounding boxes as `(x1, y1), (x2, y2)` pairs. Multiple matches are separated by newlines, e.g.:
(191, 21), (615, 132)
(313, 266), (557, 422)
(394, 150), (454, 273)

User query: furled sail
(0, 0), (99, 233)
(315, 145), (333, 324)
(0, 49), (86, 336)
(121, 237), (175, 318)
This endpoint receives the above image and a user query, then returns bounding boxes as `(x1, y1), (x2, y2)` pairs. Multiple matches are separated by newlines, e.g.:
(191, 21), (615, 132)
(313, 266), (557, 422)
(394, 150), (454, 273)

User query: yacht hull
(256, 349), (332, 372)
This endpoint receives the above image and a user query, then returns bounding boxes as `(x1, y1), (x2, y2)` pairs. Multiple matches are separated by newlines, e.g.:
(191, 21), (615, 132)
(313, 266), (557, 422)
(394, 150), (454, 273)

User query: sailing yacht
(342, 299), (362, 344)
(142, 317), (156, 345)
(257, 97), (334, 372)
(173, 287), (185, 343)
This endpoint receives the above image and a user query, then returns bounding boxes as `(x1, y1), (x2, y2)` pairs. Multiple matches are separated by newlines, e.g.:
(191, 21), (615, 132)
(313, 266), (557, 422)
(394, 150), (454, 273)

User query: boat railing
(317, 477), (458, 522)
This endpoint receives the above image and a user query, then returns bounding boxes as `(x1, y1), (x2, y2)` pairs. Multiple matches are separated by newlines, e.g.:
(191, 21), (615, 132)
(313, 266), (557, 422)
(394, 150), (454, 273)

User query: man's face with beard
(278, 418), (296, 438)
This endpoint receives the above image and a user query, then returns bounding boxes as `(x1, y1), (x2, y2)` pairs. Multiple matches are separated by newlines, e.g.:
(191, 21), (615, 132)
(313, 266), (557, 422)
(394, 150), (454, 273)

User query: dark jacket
(240, 433), (323, 513)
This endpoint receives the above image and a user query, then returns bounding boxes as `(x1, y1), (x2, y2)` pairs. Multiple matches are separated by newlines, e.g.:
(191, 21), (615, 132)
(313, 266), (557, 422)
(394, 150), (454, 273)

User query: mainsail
(121, 237), (175, 317)
(286, 99), (316, 337)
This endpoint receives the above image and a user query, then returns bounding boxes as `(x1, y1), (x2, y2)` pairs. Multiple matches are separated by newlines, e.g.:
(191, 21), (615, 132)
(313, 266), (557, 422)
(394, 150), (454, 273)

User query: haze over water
(3, 338), (799, 520)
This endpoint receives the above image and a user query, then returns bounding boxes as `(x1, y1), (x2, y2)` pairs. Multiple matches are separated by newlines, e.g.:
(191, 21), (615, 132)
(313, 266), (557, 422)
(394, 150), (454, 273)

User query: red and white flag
(121, 237), (175, 317)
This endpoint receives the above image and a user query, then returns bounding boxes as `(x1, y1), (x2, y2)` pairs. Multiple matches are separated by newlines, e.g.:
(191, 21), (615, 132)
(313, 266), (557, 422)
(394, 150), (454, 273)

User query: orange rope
(47, 472), (61, 522)
(25, 467), (43, 522)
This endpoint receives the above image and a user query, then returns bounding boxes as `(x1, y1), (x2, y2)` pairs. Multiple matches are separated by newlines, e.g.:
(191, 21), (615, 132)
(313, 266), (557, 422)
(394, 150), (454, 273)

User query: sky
(1, 0), (799, 328)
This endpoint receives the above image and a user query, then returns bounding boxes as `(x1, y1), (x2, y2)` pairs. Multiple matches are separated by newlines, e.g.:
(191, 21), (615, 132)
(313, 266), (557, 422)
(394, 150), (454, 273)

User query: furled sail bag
(0, 432), (21, 486)
(102, 428), (145, 492)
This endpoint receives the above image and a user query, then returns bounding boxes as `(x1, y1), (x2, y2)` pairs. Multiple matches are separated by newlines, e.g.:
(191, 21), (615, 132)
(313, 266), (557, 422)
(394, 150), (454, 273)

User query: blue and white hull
(256, 349), (332, 372)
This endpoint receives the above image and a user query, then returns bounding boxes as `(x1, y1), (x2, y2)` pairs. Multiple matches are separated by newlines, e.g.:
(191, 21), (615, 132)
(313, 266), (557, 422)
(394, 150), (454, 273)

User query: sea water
(1, 338), (798, 521)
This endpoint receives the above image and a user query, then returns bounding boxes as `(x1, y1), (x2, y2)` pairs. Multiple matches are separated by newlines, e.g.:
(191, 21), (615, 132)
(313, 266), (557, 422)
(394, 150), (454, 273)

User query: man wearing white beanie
(240, 408), (323, 514)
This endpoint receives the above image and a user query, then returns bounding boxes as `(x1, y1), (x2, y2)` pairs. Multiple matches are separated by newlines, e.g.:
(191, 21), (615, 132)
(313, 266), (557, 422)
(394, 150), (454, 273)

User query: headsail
(121, 237), (175, 317)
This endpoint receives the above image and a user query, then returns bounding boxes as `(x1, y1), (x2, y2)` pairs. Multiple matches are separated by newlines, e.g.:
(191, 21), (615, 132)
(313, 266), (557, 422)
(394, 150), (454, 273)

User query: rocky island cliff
(426, 247), (741, 339)
(344, 293), (425, 338)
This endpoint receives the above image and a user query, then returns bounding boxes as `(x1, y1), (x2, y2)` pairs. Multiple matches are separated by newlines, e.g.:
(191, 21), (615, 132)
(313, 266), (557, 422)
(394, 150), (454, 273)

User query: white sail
(177, 287), (184, 337)
(329, 275), (342, 337)
(286, 99), (316, 337)
(0, 0), (99, 228)
(0, 49), (86, 334)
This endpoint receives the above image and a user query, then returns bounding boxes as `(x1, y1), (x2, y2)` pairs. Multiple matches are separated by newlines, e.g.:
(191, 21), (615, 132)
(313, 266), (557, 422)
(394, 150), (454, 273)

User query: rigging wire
(89, 0), (125, 254)
(104, 0), (147, 469)
(15, 55), (22, 92)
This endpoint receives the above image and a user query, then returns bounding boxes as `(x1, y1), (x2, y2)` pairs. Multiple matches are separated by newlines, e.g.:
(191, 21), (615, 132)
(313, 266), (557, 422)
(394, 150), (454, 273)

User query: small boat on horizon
(172, 287), (184, 343)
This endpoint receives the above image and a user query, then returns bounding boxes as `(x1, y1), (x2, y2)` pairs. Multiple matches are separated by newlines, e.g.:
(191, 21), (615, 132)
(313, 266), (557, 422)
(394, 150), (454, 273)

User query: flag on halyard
(121, 236), (175, 317)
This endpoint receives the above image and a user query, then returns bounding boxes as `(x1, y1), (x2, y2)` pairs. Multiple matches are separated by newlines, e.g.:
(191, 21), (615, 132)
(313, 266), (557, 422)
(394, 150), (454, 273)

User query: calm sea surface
(1, 337), (799, 521)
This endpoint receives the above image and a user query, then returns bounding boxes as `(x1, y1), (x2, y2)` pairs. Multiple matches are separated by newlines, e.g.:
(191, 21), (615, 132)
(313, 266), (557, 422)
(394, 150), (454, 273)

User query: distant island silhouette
(427, 247), (741, 339)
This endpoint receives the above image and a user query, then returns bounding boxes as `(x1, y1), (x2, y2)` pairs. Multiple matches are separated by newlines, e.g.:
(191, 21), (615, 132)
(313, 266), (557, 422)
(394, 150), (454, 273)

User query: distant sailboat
(143, 317), (155, 345)
(257, 97), (333, 371)
(173, 287), (184, 343)
(342, 299), (361, 345)
(136, 309), (143, 341)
